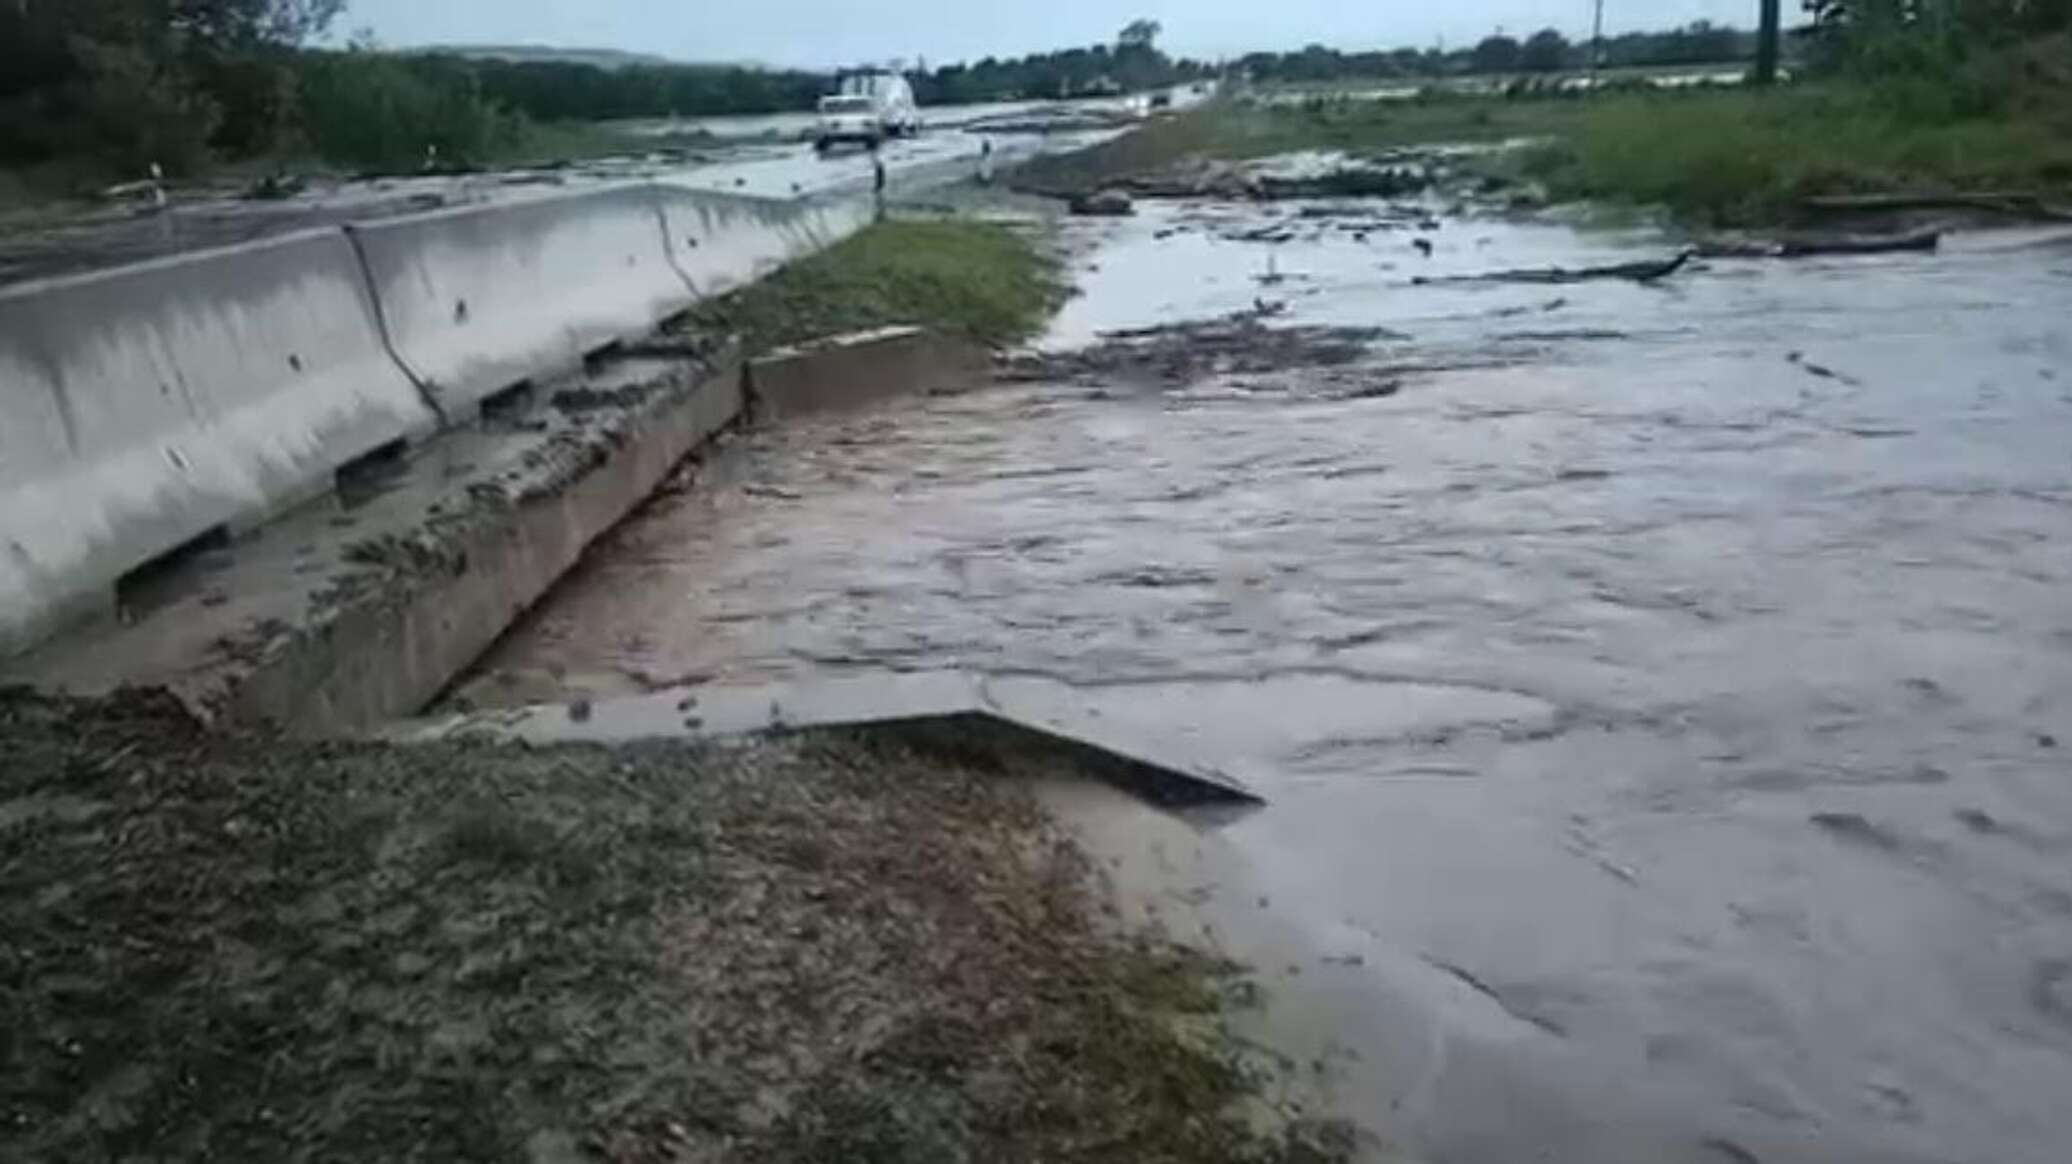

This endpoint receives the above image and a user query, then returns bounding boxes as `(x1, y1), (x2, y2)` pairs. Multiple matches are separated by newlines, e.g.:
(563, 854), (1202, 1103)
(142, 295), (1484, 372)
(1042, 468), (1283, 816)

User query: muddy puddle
(459, 174), (2072, 1163)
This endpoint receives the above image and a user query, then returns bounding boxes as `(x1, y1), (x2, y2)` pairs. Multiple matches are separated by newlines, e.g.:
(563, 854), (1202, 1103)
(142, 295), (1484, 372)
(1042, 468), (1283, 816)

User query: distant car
(815, 69), (920, 152)
(815, 95), (884, 150)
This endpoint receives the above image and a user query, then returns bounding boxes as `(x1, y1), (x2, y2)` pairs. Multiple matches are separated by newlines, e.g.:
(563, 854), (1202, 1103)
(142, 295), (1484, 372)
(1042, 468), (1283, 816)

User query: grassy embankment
(1020, 45), (2072, 226)
(684, 218), (1069, 356)
(0, 693), (1353, 1162)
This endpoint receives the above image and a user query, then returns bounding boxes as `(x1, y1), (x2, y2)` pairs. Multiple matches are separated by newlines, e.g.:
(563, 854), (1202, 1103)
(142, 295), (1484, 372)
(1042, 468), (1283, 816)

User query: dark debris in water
(1002, 306), (1397, 390)
(1809, 811), (1906, 852)
(1413, 251), (1694, 287)
(552, 382), (662, 414)
(1115, 157), (1431, 204)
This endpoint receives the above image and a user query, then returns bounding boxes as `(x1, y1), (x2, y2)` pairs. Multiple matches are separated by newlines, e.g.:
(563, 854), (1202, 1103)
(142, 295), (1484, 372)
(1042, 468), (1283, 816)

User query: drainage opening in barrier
(624, 335), (714, 360)
(116, 524), (231, 622)
(479, 380), (537, 424)
(335, 438), (411, 511)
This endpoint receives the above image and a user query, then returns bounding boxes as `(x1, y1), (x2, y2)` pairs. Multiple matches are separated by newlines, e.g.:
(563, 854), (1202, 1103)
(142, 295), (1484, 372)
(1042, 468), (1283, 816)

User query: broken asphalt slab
(396, 670), (1265, 809)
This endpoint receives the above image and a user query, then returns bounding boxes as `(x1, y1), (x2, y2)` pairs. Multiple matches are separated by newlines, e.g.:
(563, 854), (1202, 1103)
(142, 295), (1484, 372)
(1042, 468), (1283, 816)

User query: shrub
(295, 50), (530, 173)
(193, 51), (304, 157)
(67, 37), (221, 176)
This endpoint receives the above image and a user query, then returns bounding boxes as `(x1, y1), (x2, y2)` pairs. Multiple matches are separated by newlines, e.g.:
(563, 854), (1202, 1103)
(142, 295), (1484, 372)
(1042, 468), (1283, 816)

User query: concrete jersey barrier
(654, 186), (875, 299)
(1, 183), (880, 659)
(347, 185), (694, 418)
(0, 228), (437, 655)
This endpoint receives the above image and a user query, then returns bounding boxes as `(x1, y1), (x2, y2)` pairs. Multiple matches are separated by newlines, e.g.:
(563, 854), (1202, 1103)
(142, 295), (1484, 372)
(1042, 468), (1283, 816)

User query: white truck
(814, 69), (920, 151)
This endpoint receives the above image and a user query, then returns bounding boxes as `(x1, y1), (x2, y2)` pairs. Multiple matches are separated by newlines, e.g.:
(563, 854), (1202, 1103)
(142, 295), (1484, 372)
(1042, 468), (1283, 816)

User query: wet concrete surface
(12, 344), (745, 732)
(615, 87), (1193, 145)
(459, 187), (2072, 1162)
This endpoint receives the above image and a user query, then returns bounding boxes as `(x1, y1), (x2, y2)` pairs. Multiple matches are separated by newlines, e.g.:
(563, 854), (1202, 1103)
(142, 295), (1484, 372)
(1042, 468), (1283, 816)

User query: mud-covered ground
(0, 692), (1353, 1163)
(463, 161), (2072, 1164)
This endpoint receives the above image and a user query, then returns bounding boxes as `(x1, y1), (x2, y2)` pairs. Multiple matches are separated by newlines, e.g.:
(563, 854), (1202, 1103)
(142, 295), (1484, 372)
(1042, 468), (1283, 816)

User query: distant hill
(414, 45), (748, 71)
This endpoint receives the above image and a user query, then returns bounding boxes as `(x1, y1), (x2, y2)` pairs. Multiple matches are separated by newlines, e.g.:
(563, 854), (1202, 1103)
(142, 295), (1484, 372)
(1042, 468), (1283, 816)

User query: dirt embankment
(0, 692), (1355, 1163)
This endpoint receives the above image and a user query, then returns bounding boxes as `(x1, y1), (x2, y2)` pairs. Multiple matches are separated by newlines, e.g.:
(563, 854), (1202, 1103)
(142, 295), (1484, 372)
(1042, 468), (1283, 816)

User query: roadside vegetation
(0, 6), (1205, 187)
(4, 3), (1763, 200)
(1239, 23), (1753, 86)
(1521, 6), (2072, 223)
(0, 693), (1354, 1163)
(1517, 56), (2072, 223)
(686, 218), (1068, 356)
(1, 5), (1753, 192)
(1022, 6), (2072, 227)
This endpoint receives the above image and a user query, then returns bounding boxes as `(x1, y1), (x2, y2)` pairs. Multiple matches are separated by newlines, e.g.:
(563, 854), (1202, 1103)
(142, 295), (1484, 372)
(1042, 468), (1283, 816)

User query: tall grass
(687, 219), (1067, 354)
(1524, 81), (2072, 223)
(1009, 95), (1593, 197)
(1044, 39), (2072, 227)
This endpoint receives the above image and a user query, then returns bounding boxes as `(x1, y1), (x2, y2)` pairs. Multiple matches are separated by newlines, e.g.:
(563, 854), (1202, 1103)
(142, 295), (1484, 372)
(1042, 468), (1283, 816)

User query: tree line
(0, 0), (840, 174)
(912, 22), (1216, 104)
(0, 5), (1220, 177)
(0, 6), (1761, 181)
(2, 1), (347, 174)
(464, 58), (828, 123)
(1239, 22), (1759, 84)
(7, 2), (2065, 183)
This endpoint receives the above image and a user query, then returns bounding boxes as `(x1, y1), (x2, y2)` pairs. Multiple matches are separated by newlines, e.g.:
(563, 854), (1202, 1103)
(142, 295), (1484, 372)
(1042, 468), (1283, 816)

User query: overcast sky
(340, 1), (1758, 69)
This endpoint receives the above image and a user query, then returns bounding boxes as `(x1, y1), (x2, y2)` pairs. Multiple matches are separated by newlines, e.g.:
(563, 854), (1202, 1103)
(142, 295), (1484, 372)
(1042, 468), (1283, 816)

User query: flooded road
(614, 86), (1201, 145)
(0, 90), (1170, 285)
(462, 195), (2072, 1162)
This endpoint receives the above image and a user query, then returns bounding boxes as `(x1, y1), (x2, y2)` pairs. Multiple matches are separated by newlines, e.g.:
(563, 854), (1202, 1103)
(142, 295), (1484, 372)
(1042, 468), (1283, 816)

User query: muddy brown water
(460, 196), (2072, 1163)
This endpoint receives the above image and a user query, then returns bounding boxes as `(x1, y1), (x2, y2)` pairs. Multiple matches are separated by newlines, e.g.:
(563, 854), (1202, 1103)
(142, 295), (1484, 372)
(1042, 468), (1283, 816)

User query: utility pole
(1753, 0), (1782, 85)
(1591, 0), (1606, 76)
